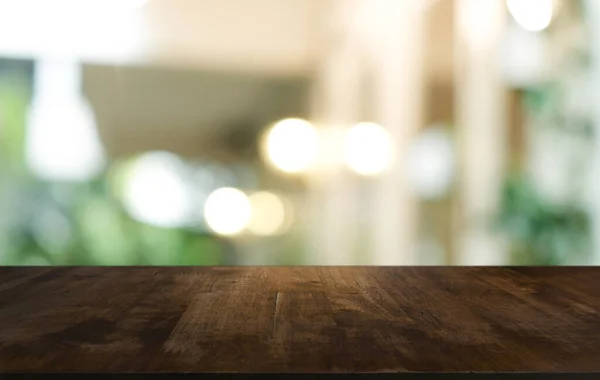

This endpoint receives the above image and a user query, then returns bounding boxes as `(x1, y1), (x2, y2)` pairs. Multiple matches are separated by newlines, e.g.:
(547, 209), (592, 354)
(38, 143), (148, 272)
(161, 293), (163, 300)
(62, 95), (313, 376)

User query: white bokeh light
(507, 0), (554, 32)
(263, 118), (319, 174)
(343, 122), (395, 176)
(122, 151), (193, 229)
(204, 188), (252, 236)
(248, 192), (291, 236)
(501, 23), (549, 87)
(406, 127), (455, 200)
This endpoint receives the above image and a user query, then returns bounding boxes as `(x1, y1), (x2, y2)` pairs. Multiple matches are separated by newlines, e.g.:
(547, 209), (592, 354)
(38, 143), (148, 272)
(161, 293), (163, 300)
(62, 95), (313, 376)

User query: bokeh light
(406, 127), (455, 200)
(122, 151), (193, 229)
(204, 188), (251, 236)
(248, 192), (292, 236)
(263, 118), (319, 174)
(507, 0), (553, 32)
(501, 23), (548, 87)
(343, 122), (395, 176)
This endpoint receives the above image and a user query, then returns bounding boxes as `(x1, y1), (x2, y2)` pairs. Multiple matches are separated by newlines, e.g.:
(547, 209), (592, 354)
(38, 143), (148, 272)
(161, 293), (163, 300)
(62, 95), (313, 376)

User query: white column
(363, 0), (429, 265)
(454, 0), (508, 265)
(26, 59), (105, 183)
(305, 0), (364, 265)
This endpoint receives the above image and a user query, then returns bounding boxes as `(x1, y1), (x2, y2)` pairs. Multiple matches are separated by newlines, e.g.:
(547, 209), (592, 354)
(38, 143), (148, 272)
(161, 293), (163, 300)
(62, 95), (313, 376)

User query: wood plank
(0, 267), (599, 372)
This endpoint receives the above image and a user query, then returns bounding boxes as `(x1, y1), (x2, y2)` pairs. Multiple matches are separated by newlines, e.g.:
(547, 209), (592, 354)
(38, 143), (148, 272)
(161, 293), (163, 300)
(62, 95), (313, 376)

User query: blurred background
(1, 0), (599, 266)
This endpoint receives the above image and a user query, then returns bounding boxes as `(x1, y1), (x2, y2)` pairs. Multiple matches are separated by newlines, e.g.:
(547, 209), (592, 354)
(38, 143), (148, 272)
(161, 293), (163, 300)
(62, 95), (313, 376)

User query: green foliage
(1, 177), (230, 266)
(0, 65), (228, 267)
(497, 174), (591, 265)
(498, 7), (594, 266)
(0, 70), (31, 171)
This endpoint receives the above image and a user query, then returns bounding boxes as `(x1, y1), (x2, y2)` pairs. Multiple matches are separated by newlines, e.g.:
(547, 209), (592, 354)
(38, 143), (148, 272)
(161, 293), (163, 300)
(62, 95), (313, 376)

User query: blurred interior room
(1, 0), (599, 266)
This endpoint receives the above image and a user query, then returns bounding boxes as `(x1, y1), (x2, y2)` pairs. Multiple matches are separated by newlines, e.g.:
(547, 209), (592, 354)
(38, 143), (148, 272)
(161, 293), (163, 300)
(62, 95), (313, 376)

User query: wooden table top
(1, 266), (600, 373)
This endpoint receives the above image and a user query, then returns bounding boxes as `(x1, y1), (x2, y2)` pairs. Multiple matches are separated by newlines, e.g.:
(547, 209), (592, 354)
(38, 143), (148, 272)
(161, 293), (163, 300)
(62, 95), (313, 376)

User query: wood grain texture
(1, 267), (600, 373)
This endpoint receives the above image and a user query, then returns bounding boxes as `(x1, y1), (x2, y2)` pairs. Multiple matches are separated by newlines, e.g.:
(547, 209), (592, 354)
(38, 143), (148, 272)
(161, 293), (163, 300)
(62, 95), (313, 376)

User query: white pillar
(26, 59), (105, 183)
(305, 0), (364, 265)
(363, 0), (429, 265)
(454, 0), (508, 265)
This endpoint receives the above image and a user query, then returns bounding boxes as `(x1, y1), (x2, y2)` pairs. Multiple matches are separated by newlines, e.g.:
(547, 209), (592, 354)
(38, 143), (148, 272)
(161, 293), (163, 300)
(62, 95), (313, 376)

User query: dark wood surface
(1, 266), (600, 373)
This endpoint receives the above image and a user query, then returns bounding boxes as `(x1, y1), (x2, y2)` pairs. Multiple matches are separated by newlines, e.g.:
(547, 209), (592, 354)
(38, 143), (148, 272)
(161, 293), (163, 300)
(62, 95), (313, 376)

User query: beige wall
(0, 0), (331, 76)
(0, 0), (456, 79)
(138, 0), (331, 75)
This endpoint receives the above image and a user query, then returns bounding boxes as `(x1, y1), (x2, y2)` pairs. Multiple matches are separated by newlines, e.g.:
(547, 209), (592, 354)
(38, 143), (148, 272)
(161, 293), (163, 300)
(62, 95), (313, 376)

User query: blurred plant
(497, 174), (591, 265)
(1, 173), (229, 266)
(0, 59), (228, 266)
(497, 1), (594, 265)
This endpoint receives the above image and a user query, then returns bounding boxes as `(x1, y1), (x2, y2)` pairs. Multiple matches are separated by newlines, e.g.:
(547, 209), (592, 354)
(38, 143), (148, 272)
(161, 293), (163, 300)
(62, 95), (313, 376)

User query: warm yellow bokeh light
(507, 0), (553, 32)
(343, 122), (395, 176)
(263, 118), (319, 174)
(248, 192), (291, 236)
(204, 188), (251, 236)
